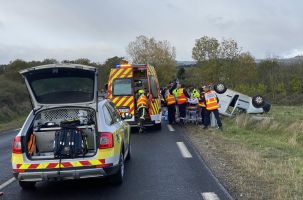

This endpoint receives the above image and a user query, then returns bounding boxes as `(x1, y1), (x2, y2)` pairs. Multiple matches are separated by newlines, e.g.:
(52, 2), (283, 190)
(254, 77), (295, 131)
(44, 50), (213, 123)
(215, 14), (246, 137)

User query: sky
(0, 0), (302, 64)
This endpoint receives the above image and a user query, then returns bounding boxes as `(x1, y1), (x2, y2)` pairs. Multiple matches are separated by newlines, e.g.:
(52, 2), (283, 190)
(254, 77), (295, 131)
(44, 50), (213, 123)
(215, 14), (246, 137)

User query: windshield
(113, 79), (132, 96)
(25, 67), (95, 104)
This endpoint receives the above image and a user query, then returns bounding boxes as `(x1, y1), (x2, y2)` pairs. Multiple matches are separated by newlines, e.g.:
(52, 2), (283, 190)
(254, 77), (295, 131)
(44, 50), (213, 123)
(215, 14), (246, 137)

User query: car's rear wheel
(214, 83), (227, 94)
(19, 181), (36, 190)
(154, 123), (162, 130)
(110, 152), (125, 185)
(252, 95), (265, 108)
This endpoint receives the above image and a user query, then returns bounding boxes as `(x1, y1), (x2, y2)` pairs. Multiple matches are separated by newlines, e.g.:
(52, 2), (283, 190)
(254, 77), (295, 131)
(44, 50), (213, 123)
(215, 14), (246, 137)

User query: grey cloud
(0, 0), (303, 64)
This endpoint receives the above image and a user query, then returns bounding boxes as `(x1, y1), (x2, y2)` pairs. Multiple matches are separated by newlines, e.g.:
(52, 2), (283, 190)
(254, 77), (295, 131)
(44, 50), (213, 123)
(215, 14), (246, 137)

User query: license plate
(119, 108), (130, 113)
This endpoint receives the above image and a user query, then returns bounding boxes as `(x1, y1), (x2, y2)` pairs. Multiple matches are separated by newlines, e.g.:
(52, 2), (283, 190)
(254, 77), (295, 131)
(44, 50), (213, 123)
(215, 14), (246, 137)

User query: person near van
(165, 89), (176, 124)
(203, 85), (223, 131)
(191, 88), (200, 99)
(136, 89), (149, 132)
(176, 83), (189, 124)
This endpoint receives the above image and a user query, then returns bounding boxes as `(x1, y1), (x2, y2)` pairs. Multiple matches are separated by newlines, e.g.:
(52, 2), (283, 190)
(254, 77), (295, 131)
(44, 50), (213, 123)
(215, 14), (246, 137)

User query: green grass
(186, 106), (303, 200)
(0, 115), (27, 132)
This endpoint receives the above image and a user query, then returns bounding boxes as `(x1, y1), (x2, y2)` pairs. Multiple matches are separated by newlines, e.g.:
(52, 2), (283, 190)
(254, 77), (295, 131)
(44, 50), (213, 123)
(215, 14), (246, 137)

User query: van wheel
(154, 123), (162, 130)
(252, 95), (265, 108)
(214, 83), (227, 94)
(110, 152), (124, 185)
(19, 181), (36, 190)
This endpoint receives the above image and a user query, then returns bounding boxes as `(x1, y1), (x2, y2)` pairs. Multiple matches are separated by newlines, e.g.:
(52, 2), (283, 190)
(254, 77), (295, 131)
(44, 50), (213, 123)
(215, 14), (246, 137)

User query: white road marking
(201, 192), (220, 200)
(0, 177), (16, 190)
(167, 124), (175, 132)
(176, 142), (192, 158)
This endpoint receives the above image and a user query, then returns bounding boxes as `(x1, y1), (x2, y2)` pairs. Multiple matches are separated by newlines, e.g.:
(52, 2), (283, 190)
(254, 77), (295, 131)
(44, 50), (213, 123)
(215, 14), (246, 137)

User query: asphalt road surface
(0, 123), (232, 200)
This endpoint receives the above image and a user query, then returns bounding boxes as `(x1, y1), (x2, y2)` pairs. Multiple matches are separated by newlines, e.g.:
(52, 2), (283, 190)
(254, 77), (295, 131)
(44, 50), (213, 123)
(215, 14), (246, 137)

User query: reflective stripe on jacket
(198, 92), (206, 107)
(137, 94), (148, 108)
(198, 99), (206, 107)
(177, 88), (187, 105)
(204, 91), (219, 110)
(166, 94), (176, 106)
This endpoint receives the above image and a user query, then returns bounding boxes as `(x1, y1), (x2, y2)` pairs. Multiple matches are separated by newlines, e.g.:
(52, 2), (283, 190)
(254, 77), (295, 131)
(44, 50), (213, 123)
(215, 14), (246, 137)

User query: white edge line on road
(0, 177), (16, 190)
(176, 142), (192, 158)
(167, 124), (175, 132)
(201, 192), (220, 200)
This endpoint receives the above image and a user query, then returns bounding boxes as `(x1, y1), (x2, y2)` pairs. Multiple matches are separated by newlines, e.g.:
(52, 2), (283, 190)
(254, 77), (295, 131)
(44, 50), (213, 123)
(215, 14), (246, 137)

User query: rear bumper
(127, 120), (158, 127)
(14, 165), (120, 182)
(127, 113), (162, 127)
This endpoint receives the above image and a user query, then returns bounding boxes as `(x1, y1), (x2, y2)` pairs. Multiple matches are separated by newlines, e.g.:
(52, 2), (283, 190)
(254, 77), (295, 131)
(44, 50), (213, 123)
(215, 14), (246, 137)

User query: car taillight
(12, 136), (22, 154)
(99, 132), (114, 149)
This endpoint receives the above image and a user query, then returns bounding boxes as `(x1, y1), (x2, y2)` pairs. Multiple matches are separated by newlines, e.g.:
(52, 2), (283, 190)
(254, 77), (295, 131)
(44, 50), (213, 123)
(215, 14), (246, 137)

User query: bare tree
(127, 35), (176, 85)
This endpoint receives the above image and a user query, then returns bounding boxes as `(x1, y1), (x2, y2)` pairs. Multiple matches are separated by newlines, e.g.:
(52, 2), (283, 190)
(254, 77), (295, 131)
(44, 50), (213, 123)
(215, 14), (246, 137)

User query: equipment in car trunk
(27, 134), (37, 156)
(53, 119), (88, 159)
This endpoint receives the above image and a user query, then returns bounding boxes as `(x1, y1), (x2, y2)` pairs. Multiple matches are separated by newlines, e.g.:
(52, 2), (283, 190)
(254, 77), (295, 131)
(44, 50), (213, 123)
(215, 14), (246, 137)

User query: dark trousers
(200, 107), (206, 125)
(178, 103), (186, 123)
(204, 109), (222, 127)
(167, 104), (176, 124)
(137, 107), (148, 130)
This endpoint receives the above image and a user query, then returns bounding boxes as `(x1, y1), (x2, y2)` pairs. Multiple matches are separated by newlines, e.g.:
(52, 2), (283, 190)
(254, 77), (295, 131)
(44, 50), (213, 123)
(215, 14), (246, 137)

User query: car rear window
(31, 77), (94, 104)
(113, 79), (132, 96)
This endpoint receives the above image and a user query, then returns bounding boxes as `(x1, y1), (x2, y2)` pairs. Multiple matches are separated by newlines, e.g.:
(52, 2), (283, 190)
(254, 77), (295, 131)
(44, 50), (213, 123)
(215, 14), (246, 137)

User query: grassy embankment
(0, 115), (27, 132)
(185, 106), (303, 200)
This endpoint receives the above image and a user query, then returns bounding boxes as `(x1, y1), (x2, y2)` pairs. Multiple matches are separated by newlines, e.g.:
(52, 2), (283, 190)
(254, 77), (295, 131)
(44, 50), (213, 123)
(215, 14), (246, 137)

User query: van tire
(252, 95), (265, 108)
(19, 181), (36, 190)
(110, 152), (124, 185)
(154, 123), (162, 130)
(214, 83), (227, 94)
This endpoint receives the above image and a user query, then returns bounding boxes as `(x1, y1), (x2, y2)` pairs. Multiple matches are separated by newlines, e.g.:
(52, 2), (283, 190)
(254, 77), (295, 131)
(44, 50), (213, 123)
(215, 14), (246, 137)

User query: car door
(106, 102), (129, 153)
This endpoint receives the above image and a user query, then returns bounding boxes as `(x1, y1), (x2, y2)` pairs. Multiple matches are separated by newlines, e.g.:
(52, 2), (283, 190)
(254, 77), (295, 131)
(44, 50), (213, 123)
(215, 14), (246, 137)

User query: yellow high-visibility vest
(204, 91), (219, 110)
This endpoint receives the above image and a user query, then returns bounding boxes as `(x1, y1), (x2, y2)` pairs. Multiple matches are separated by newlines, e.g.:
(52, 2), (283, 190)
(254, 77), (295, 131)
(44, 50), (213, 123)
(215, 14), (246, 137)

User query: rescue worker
(165, 89), (176, 124)
(203, 85), (223, 131)
(176, 83), (190, 124)
(136, 89), (149, 133)
(198, 86), (207, 125)
(191, 88), (200, 99)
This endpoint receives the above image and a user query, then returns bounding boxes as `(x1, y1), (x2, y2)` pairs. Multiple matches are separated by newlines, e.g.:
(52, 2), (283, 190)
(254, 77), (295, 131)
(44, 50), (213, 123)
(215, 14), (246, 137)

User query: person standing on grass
(198, 86), (207, 125)
(203, 85), (223, 131)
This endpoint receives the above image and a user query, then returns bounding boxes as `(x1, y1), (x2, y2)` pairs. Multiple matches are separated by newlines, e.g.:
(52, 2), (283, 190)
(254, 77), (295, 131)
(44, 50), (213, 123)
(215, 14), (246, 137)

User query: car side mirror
(121, 113), (133, 120)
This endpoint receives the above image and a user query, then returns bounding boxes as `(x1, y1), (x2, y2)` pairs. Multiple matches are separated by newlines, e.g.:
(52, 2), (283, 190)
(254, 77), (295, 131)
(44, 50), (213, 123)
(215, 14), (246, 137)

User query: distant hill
(278, 55), (303, 64)
(179, 55), (303, 66)
(176, 61), (196, 67)
(256, 55), (303, 64)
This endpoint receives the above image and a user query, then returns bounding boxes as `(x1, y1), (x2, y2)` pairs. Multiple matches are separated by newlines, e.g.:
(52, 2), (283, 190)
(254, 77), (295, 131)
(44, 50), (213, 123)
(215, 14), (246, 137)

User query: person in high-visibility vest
(198, 86), (207, 125)
(165, 89), (176, 124)
(203, 85), (223, 131)
(136, 89), (149, 132)
(176, 84), (189, 124)
(191, 88), (200, 99)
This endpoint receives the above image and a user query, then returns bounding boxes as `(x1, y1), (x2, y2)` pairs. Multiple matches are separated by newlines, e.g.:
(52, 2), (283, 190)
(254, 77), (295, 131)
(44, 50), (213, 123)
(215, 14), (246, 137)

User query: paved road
(0, 129), (19, 184)
(0, 124), (232, 200)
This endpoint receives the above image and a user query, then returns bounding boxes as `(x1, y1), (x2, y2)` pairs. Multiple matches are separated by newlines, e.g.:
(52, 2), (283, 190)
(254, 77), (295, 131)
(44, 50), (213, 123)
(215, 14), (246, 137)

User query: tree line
(0, 35), (302, 124)
(179, 36), (303, 105)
